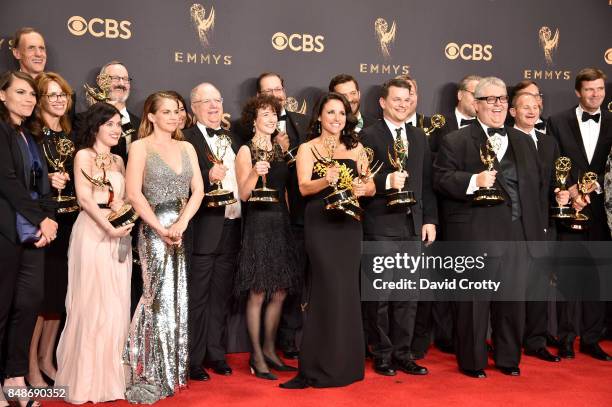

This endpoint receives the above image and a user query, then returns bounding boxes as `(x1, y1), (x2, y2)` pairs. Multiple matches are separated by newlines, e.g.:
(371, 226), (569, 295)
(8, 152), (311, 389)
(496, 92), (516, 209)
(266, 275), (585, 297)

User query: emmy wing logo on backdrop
(0, 39), (4, 50)
(524, 25), (569, 80)
(360, 17), (409, 75)
(174, 3), (232, 66)
(538, 26), (559, 65)
(286, 97), (308, 115)
(605, 48), (612, 64)
(374, 18), (396, 59)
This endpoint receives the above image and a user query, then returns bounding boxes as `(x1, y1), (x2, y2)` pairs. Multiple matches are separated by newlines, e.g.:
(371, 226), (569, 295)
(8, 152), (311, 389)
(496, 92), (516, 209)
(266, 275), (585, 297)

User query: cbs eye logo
(445, 42), (493, 61)
(271, 32), (324, 53)
(67, 16), (132, 39)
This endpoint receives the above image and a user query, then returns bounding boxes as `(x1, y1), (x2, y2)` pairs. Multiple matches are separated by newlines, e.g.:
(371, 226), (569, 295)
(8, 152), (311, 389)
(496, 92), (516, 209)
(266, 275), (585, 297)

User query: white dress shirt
(514, 125), (538, 150)
(455, 108), (475, 129)
(196, 122), (241, 219)
(466, 120), (508, 194)
(277, 108), (287, 134)
(119, 107), (133, 153)
(383, 118), (408, 189)
(576, 105), (601, 164)
(405, 113), (417, 128)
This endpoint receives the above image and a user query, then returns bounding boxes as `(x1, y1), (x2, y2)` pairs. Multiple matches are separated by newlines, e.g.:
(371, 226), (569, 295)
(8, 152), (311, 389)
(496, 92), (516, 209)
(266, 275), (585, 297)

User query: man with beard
(256, 72), (308, 359)
(328, 74), (373, 134)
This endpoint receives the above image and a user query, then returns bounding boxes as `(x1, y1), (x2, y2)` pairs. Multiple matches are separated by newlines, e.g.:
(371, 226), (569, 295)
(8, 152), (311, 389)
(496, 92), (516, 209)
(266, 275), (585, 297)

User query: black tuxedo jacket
(112, 110), (141, 163)
(548, 107), (612, 239)
(360, 120), (438, 237)
(0, 122), (55, 243)
(433, 124), (545, 242)
(283, 111), (309, 226)
(534, 130), (560, 225)
(184, 125), (240, 254)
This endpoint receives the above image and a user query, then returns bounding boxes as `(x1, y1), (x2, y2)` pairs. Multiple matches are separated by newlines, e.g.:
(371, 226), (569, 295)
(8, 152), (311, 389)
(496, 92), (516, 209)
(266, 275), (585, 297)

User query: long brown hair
(137, 91), (184, 140)
(31, 72), (73, 140)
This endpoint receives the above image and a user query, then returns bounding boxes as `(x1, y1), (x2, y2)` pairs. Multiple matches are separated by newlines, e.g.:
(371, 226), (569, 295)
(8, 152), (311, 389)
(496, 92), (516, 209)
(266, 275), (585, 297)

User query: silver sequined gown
(124, 144), (192, 404)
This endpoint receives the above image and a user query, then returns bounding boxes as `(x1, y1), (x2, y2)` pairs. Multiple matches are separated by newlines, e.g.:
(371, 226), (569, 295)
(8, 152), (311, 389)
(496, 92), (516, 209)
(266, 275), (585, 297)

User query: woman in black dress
(235, 94), (299, 380)
(281, 92), (375, 389)
(25, 72), (76, 387)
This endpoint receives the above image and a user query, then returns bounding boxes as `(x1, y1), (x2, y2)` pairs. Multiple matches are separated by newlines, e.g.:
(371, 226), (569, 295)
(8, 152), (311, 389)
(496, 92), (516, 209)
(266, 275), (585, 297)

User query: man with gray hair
(98, 61), (140, 163)
(184, 82), (241, 380)
(434, 76), (546, 378)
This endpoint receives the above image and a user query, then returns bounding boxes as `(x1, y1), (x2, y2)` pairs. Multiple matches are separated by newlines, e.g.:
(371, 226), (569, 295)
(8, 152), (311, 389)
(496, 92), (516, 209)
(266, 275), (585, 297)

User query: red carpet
(45, 342), (611, 407)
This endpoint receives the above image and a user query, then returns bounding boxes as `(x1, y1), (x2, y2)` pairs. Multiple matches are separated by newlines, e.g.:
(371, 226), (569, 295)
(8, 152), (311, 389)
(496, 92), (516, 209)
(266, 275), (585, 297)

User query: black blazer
(433, 124), (545, 242)
(0, 122), (55, 243)
(111, 111), (141, 163)
(284, 111), (309, 226)
(184, 125), (240, 254)
(548, 107), (612, 239)
(360, 119), (438, 238)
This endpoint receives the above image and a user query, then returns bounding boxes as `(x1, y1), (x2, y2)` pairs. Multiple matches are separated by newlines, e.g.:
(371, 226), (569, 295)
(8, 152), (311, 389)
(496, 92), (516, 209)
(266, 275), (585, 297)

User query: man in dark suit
(510, 92), (568, 363)
(547, 67), (612, 362)
(361, 78), (438, 377)
(184, 82), (242, 380)
(434, 76), (546, 378)
(328, 74), (373, 134)
(255, 72), (308, 359)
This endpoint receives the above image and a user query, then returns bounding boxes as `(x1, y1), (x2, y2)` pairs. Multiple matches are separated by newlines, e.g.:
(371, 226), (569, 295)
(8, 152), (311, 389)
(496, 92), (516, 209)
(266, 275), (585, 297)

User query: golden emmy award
(312, 137), (362, 220)
(80, 153), (139, 228)
(550, 156), (573, 219)
(473, 138), (505, 205)
(358, 147), (383, 184)
(84, 73), (112, 106)
(249, 138), (279, 203)
(422, 114), (446, 136)
(567, 171), (598, 231)
(386, 136), (416, 207)
(42, 134), (79, 213)
(205, 134), (238, 207)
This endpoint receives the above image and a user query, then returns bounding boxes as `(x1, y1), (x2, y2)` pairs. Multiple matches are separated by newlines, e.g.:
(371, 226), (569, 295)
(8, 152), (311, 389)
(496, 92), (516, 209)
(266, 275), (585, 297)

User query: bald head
(190, 82), (224, 128)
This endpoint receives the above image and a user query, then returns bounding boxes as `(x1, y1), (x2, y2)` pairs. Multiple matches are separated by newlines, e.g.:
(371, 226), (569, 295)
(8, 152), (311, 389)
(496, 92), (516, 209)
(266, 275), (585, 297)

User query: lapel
(566, 108), (589, 168)
(591, 110), (612, 168)
(192, 125), (214, 169)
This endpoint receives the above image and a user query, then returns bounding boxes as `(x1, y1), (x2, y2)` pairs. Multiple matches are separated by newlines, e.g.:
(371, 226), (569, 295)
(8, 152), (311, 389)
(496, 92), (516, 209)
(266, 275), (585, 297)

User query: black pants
(0, 233), (44, 377)
(189, 220), (240, 366)
(277, 225), (306, 349)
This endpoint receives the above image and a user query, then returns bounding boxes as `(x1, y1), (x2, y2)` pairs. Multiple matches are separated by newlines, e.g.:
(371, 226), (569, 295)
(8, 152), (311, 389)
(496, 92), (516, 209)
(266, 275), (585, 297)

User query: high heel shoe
(249, 357), (278, 380)
(264, 355), (297, 372)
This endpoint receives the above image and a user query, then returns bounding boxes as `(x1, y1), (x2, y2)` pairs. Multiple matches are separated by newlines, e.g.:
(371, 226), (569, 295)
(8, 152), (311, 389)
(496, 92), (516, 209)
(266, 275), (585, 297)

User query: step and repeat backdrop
(1, 0), (611, 123)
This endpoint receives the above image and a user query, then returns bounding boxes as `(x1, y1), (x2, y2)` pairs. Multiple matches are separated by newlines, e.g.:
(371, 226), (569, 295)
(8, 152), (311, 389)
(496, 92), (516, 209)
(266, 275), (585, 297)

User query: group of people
(0, 26), (611, 406)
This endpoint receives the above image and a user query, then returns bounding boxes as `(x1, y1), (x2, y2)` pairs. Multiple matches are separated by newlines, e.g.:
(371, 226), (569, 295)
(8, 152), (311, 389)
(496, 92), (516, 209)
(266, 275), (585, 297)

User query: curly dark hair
(77, 102), (121, 150)
(307, 92), (358, 150)
(240, 94), (282, 132)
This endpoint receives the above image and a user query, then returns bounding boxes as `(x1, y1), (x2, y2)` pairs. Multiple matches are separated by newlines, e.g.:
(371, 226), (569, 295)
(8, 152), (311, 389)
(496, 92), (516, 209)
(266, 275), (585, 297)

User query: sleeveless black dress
(298, 158), (365, 387)
(235, 142), (299, 296)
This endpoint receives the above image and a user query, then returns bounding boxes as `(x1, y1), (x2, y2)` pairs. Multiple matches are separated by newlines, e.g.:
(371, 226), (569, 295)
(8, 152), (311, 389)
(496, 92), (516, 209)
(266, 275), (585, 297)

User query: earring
(315, 120), (321, 135)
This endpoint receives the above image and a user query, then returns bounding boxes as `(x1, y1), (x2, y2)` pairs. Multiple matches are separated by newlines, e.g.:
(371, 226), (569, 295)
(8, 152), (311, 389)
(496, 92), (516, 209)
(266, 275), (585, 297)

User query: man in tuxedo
(10, 27), (46, 79)
(256, 72), (308, 359)
(361, 78), (437, 377)
(510, 92), (567, 362)
(184, 82), (242, 380)
(434, 77), (546, 378)
(547, 67), (612, 361)
(328, 74), (373, 134)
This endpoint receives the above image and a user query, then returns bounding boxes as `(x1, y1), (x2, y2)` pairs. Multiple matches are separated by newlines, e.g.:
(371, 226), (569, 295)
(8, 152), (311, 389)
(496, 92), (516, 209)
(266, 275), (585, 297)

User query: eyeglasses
(43, 93), (68, 102)
(108, 76), (132, 83)
(476, 95), (509, 104)
(260, 87), (284, 95)
(192, 98), (224, 105)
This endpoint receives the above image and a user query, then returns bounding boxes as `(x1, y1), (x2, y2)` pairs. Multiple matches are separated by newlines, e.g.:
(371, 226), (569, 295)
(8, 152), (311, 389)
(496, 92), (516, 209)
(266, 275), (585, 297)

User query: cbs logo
(271, 32), (324, 53)
(445, 42), (493, 61)
(67, 16), (132, 39)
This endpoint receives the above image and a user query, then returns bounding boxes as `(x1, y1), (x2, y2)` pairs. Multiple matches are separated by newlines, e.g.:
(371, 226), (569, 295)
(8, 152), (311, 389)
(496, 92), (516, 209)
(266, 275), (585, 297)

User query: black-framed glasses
(260, 87), (284, 95)
(476, 95), (509, 104)
(42, 93), (68, 102)
(109, 76), (133, 83)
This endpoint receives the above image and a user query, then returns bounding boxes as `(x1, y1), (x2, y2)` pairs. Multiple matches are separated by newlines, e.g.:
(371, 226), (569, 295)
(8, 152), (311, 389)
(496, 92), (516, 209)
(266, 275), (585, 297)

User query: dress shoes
(279, 375), (309, 389)
(408, 350), (426, 361)
(460, 368), (486, 378)
(394, 360), (428, 375)
(546, 334), (561, 348)
(558, 342), (575, 359)
(525, 348), (561, 362)
(264, 355), (298, 372)
(373, 359), (396, 376)
(189, 366), (210, 381)
(580, 343), (612, 361)
(497, 366), (520, 376)
(205, 360), (233, 375)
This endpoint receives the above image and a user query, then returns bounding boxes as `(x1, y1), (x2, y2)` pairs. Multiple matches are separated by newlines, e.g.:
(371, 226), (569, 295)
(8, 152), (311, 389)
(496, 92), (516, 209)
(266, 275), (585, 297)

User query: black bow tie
(206, 128), (224, 137)
(534, 121), (546, 131)
(487, 127), (507, 137)
(581, 112), (600, 123)
(460, 118), (476, 127)
(278, 114), (287, 121)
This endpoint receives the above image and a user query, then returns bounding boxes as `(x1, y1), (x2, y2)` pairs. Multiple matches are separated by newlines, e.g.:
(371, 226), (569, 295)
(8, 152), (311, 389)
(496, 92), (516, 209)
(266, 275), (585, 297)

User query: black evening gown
(235, 142), (299, 296)
(298, 158), (364, 387)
